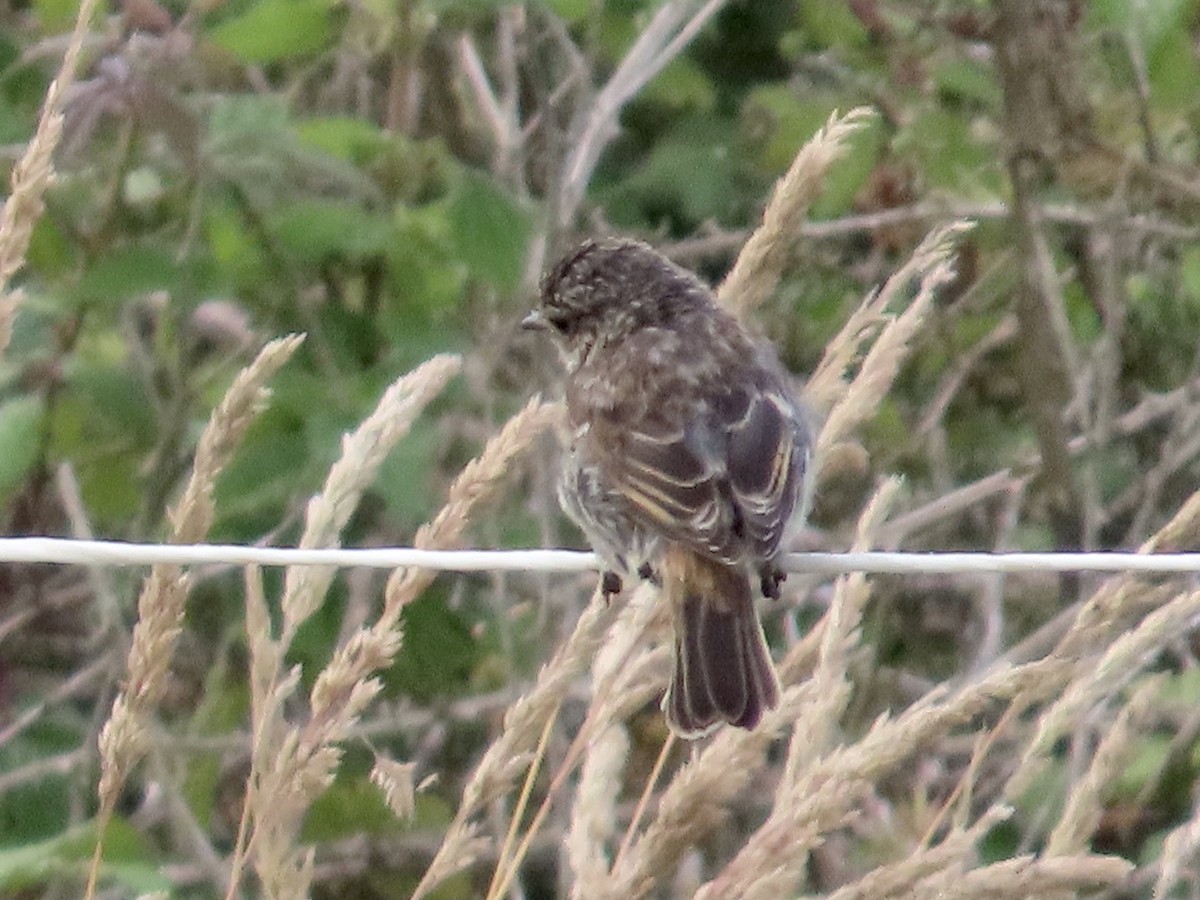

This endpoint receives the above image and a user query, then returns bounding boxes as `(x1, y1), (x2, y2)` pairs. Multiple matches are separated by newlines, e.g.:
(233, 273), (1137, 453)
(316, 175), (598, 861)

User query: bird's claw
(637, 562), (661, 586)
(760, 566), (786, 600)
(600, 570), (623, 602)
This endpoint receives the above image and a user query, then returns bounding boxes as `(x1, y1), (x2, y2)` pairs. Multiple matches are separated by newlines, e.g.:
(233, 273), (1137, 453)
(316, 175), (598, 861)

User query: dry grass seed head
(800, 806), (1013, 900)
(911, 854), (1132, 900)
(283, 352), (462, 634)
(95, 695), (148, 803)
(98, 336), (302, 822)
(0, 0), (100, 354)
(371, 754), (419, 822)
(409, 594), (625, 900)
(398, 400), (580, 900)
(566, 724), (630, 896)
(1008, 585), (1200, 798)
(173, 334), (305, 543)
(605, 719), (782, 898)
(1155, 787), (1200, 898)
(1045, 674), (1165, 856)
(703, 660), (1069, 900)
(1049, 485), (1200, 668)
(718, 107), (875, 318)
(590, 581), (670, 723)
(815, 223), (972, 465)
(780, 477), (901, 793)
(238, 355), (471, 900)
(383, 395), (559, 623)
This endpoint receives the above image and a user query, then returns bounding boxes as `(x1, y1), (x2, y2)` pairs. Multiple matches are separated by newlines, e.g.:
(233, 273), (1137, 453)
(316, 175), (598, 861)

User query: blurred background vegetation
(5, 0), (1200, 897)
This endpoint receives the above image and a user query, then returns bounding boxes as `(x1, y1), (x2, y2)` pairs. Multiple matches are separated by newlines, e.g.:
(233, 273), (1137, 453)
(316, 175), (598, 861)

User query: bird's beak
(521, 309), (548, 331)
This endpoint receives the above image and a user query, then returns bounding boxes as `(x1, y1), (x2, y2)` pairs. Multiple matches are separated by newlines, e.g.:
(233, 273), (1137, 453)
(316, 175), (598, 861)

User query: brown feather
(661, 547), (781, 738)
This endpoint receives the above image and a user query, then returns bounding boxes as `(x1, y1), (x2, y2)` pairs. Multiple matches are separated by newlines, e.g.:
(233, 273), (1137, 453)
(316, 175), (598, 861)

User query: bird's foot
(637, 562), (661, 587)
(759, 565), (786, 600)
(601, 564), (662, 602)
(600, 570), (623, 602)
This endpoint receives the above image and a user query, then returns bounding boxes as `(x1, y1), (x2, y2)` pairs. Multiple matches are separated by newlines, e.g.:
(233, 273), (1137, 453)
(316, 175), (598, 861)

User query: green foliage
(447, 170), (533, 292)
(384, 592), (480, 701)
(0, 721), (74, 844)
(30, 0), (78, 32)
(181, 645), (252, 825)
(796, 0), (870, 49)
(303, 771), (406, 842)
(0, 395), (42, 505)
(601, 116), (749, 230)
(208, 0), (337, 64)
(269, 198), (392, 263)
(0, 818), (165, 895)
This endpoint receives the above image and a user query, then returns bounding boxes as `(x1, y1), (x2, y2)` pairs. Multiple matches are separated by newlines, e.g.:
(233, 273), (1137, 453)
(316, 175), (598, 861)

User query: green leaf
(642, 56), (717, 113)
(206, 94), (292, 149)
(182, 651), (251, 824)
(1091, 0), (1192, 59)
(543, 0), (589, 23)
(385, 594), (478, 701)
(209, 0), (335, 63)
(375, 420), (440, 524)
(270, 199), (391, 263)
(64, 362), (157, 448)
(32, 0), (78, 31)
(214, 409), (310, 528)
(1183, 248), (1200, 303)
(425, 0), (518, 14)
(1148, 27), (1200, 111)
(447, 170), (532, 292)
(896, 105), (998, 194)
(0, 96), (32, 144)
(934, 58), (1001, 108)
(206, 201), (267, 287)
(296, 116), (387, 161)
(303, 774), (403, 842)
(384, 204), (464, 323)
(52, 363), (155, 524)
(1064, 280), (1101, 342)
(605, 116), (745, 228)
(743, 86), (824, 172)
(72, 246), (181, 311)
(1116, 733), (1172, 797)
(0, 721), (74, 844)
(0, 818), (164, 894)
(798, 0), (869, 48)
(1161, 667), (1200, 706)
(0, 396), (42, 503)
(25, 216), (77, 279)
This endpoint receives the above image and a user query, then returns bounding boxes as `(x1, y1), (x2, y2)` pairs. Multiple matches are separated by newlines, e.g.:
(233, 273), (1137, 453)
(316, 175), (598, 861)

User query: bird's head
(523, 238), (708, 368)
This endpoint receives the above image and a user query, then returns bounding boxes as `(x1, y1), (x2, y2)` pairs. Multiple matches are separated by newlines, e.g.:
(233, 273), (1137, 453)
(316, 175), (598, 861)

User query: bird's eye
(545, 309), (573, 332)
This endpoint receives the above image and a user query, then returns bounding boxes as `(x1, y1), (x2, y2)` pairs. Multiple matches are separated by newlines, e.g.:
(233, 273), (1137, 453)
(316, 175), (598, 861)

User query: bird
(523, 237), (813, 737)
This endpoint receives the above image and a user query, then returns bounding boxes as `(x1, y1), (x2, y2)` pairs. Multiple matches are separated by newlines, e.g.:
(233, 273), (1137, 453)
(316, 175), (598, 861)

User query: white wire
(2, 537), (1200, 576)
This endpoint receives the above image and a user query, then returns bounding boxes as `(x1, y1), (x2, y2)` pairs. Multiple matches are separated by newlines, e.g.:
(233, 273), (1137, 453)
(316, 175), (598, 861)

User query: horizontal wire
(1, 537), (1200, 576)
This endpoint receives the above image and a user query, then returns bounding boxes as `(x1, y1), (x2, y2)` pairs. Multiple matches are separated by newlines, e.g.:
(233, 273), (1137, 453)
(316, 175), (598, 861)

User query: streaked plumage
(525, 238), (812, 737)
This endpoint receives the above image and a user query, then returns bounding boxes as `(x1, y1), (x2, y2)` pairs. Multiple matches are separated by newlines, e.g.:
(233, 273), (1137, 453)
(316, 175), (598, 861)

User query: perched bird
(523, 238), (813, 737)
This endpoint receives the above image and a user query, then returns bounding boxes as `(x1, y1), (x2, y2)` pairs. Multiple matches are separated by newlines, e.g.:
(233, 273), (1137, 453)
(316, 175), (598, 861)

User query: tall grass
(3, 15), (1191, 895)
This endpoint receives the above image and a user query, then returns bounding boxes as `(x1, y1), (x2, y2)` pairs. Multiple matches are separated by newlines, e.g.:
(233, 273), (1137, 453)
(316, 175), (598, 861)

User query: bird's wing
(718, 380), (810, 558)
(589, 378), (808, 564)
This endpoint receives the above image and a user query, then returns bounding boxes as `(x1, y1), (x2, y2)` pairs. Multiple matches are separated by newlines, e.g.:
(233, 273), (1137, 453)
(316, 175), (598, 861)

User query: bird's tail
(661, 547), (781, 738)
